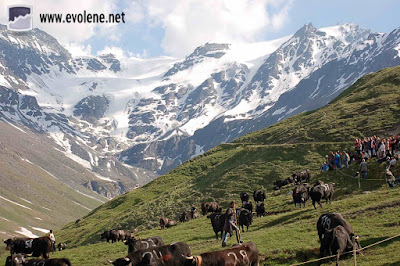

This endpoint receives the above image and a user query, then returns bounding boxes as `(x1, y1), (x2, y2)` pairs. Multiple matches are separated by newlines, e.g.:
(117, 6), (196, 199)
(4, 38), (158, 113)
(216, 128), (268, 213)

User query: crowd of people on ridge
(320, 135), (400, 186)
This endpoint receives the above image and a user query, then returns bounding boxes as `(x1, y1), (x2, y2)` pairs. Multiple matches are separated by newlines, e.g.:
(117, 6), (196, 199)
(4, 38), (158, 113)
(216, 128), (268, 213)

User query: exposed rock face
(0, 23), (399, 177)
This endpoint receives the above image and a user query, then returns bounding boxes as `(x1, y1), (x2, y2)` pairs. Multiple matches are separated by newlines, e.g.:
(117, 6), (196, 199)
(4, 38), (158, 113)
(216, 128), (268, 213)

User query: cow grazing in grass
(309, 181), (335, 209)
(253, 190), (266, 203)
(109, 242), (191, 266)
(6, 254), (71, 266)
(292, 183), (310, 208)
(320, 226), (354, 266)
(159, 217), (178, 229)
(57, 243), (66, 251)
(101, 230), (131, 243)
(255, 202), (265, 217)
(208, 212), (226, 240)
(273, 176), (294, 190)
(292, 169), (311, 184)
(125, 236), (165, 254)
(184, 241), (259, 266)
(237, 208), (253, 232)
(316, 213), (361, 251)
(4, 237), (52, 259)
(179, 211), (199, 222)
(201, 202), (222, 215)
(240, 192), (250, 203)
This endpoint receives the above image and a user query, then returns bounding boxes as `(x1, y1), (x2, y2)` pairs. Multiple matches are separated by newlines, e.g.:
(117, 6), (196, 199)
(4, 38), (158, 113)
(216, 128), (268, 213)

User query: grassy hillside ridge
(56, 65), (400, 250)
(3, 162), (399, 265)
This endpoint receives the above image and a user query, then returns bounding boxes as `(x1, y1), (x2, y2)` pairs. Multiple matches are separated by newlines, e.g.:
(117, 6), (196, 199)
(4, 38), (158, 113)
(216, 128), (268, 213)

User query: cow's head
(124, 237), (135, 246)
(107, 257), (131, 266)
(100, 231), (108, 240)
(4, 239), (13, 251)
(184, 255), (202, 266)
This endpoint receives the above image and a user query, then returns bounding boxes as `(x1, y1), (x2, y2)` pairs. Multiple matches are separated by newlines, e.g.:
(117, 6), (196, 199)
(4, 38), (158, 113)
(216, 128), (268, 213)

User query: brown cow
(6, 254), (71, 266)
(159, 217), (178, 229)
(309, 181), (335, 209)
(4, 237), (52, 259)
(292, 183), (310, 208)
(124, 236), (165, 254)
(201, 202), (221, 215)
(109, 242), (191, 266)
(184, 241), (259, 266)
(320, 226), (354, 266)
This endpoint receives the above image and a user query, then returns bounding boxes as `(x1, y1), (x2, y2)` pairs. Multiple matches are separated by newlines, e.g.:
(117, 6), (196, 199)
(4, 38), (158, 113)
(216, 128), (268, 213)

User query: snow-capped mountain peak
(1, 22), (399, 179)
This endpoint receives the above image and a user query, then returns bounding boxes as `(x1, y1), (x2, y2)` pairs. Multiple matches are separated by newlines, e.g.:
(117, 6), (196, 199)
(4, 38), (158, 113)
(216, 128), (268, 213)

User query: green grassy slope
(2, 163), (399, 265)
(21, 65), (398, 265)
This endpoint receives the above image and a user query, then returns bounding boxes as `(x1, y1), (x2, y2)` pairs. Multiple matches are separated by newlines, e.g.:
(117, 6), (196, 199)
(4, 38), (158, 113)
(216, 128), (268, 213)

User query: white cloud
(127, 0), (293, 57)
(97, 46), (148, 59)
(65, 43), (92, 57)
(97, 46), (125, 58)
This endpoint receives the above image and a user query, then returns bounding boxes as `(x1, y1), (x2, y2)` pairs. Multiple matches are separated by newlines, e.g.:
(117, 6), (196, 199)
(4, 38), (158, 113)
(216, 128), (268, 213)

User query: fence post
(353, 236), (357, 266)
(358, 172), (361, 189)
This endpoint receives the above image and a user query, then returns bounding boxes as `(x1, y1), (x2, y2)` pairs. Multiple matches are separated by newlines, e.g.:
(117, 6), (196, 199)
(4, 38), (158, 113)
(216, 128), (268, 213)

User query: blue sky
(88, 0), (400, 58)
(2, 0), (398, 58)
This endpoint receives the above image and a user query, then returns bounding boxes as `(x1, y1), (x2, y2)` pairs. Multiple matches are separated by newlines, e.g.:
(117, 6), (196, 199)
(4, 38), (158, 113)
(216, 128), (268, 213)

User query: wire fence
(290, 233), (400, 266)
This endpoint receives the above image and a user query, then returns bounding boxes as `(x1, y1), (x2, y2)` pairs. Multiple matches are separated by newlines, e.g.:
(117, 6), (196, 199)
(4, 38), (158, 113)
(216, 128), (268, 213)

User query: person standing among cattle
(334, 151), (341, 169)
(49, 229), (56, 252)
(221, 201), (241, 247)
(359, 159), (368, 179)
(341, 151), (349, 169)
(190, 205), (196, 219)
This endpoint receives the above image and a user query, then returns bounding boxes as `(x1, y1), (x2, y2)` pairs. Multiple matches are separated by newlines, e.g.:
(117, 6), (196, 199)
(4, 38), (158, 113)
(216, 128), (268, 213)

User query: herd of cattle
(4, 169), (355, 265)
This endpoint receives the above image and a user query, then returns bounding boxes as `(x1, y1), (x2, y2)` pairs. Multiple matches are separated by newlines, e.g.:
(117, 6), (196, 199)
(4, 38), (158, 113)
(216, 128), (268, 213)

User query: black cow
(273, 176), (294, 190)
(237, 208), (253, 232)
(179, 211), (199, 222)
(109, 242), (192, 266)
(4, 237), (52, 259)
(317, 213), (361, 251)
(207, 213), (226, 239)
(118, 230), (132, 241)
(57, 243), (66, 251)
(6, 254), (71, 266)
(125, 236), (165, 254)
(179, 211), (190, 223)
(240, 192), (250, 203)
(292, 183), (310, 208)
(201, 202), (221, 215)
(159, 217), (178, 229)
(101, 230), (117, 243)
(184, 241), (259, 266)
(309, 181), (335, 209)
(292, 169), (311, 184)
(256, 202), (265, 217)
(101, 230), (131, 243)
(320, 226), (354, 266)
(241, 201), (253, 213)
(253, 190), (266, 203)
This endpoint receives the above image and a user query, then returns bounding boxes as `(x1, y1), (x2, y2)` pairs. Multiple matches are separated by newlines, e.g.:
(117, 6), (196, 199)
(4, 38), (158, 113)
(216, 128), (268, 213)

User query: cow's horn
(106, 259), (113, 264)
(185, 255), (194, 259)
(124, 257), (130, 262)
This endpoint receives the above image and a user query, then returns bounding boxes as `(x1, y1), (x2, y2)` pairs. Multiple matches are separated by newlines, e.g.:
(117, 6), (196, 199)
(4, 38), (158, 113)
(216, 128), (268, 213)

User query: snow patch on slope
(15, 227), (38, 238)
